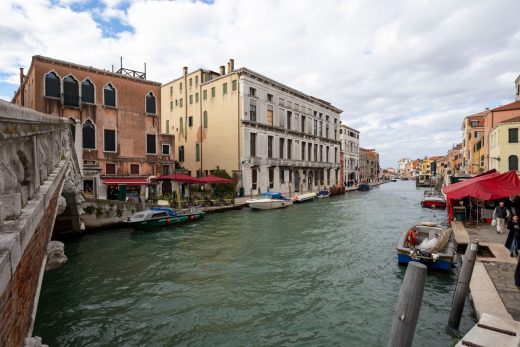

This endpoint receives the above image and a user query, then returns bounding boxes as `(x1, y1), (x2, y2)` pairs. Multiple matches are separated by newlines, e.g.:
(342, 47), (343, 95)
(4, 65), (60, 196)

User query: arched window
(44, 72), (60, 98)
(203, 111), (208, 129)
(146, 92), (156, 114)
(83, 120), (96, 149)
(509, 155), (518, 171)
(104, 84), (116, 107)
(63, 76), (79, 107)
(82, 79), (95, 104)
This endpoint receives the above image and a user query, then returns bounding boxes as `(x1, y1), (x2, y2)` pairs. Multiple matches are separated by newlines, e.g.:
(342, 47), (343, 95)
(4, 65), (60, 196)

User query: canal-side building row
(359, 148), (379, 183)
(12, 55), (174, 200)
(161, 60), (342, 196)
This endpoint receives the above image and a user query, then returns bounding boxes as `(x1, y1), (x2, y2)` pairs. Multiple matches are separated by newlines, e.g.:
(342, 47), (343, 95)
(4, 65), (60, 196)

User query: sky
(1, 0), (520, 167)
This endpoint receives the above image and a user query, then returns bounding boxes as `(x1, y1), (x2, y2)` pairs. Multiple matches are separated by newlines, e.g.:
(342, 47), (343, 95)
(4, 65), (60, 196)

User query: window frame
(146, 134), (157, 155)
(162, 143), (171, 155)
(508, 128), (518, 143)
(103, 128), (117, 153)
(44, 71), (61, 99)
(81, 78), (95, 104)
(105, 163), (116, 175)
(130, 164), (140, 175)
(145, 91), (157, 115)
(82, 119), (96, 150)
(103, 83), (117, 108)
(63, 74), (80, 107)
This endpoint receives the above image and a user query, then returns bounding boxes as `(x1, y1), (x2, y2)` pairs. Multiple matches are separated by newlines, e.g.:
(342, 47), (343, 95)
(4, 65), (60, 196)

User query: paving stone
(484, 262), (520, 321)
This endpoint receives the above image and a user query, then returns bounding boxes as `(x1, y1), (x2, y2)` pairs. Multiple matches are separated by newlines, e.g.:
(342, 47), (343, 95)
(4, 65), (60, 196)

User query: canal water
(34, 181), (475, 346)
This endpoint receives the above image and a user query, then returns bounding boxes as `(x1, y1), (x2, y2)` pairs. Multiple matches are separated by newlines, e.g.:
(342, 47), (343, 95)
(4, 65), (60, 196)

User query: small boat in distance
(396, 222), (455, 271)
(357, 184), (370, 191)
(421, 190), (446, 209)
(317, 190), (330, 198)
(293, 192), (317, 203)
(127, 207), (205, 231)
(247, 192), (293, 210)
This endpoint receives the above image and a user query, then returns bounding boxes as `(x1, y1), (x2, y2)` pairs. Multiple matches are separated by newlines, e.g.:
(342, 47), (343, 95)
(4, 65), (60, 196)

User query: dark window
(509, 128), (518, 143)
(250, 133), (257, 157)
(287, 111), (292, 130)
(188, 116), (193, 127)
(178, 146), (185, 162)
(280, 168), (285, 183)
(301, 116), (306, 133)
(252, 169), (257, 190)
(63, 76), (79, 106)
(509, 155), (518, 171)
(82, 120), (95, 149)
(314, 144), (318, 162)
(223, 83), (227, 94)
(146, 92), (156, 114)
(44, 72), (60, 98)
(162, 165), (170, 176)
(268, 136), (273, 158)
(301, 142), (305, 160)
(314, 120), (318, 136)
(106, 163), (116, 175)
(147, 134), (156, 154)
(203, 111), (208, 128)
(267, 93), (273, 102)
(232, 80), (237, 91)
(326, 146), (329, 162)
(269, 167), (274, 188)
(104, 84), (116, 107)
(104, 129), (116, 152)
(287, 139), (292, 159)
(162, 144), (170, 155)
(130, 164), (139, 175)
(82, 79), (94, 104)
(308, 144), (311, 161)
(196, 144), (200, 161)
(279, 138), (285, 159)
(250, 102), (257, 122)
(69, 118), (76, 142)
(249, 87), (256, 96)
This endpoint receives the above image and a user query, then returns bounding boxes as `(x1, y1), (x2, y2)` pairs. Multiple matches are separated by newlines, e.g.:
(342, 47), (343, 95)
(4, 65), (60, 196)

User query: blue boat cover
(150, 207), (179, 216)
(260, 192), (290, 200)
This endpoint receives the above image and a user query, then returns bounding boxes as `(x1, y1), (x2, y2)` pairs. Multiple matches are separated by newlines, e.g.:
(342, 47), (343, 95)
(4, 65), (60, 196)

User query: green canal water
(34, 181), (476, 346)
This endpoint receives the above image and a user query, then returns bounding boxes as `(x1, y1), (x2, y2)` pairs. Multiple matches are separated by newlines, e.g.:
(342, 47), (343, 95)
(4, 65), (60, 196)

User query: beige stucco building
(161, 60), (342, 196)
(489, 117), (520, 173)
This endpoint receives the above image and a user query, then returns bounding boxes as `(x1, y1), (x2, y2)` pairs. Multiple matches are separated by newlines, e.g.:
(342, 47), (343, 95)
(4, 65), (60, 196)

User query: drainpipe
(183, 66), (188, 143)
(237, 69), (242, 194)
(19, 67), (24, 106)
(199, 73), (203, 177)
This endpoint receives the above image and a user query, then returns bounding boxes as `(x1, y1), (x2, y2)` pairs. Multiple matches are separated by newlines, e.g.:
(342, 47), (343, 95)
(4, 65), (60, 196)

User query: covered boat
(293, 192), (317, 203)
(357, 184), (370, 191)
(317, 190), (330, 198)
(247, 192), (293, 210)
(127, 207), (205, 231)
(421, 190), (446, 208)
(396, 222), (456, 271)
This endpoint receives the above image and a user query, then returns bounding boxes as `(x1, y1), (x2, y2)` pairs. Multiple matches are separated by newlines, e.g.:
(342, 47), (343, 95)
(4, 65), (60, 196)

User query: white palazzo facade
(239, 71), (342, 196)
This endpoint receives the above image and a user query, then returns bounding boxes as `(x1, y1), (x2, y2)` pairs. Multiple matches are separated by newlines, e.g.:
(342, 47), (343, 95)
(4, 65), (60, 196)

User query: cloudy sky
(1, 0), (520, 167)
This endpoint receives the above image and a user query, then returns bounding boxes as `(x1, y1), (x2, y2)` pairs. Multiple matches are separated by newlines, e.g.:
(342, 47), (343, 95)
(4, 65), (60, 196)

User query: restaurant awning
(103, 177), (148, 185)
(154, 173), (200, 183)
(197, 175), (233, 184)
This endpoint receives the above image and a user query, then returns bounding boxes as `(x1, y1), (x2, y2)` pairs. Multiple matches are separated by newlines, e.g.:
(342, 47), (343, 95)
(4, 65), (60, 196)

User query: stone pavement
(484, 261), (520, 321)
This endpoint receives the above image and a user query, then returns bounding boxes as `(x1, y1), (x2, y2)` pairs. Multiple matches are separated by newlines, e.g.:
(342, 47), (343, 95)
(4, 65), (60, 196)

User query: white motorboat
(293, 192), (317, 203)
(247, 192), (293, 210)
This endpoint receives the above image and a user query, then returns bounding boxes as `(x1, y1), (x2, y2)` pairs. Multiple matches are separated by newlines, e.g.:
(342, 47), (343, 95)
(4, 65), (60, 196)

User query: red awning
(154, 173), (200, 183)
(442, 170), (520, 200)
(103, 177), (149, 185)
(197, 175), (233, 184)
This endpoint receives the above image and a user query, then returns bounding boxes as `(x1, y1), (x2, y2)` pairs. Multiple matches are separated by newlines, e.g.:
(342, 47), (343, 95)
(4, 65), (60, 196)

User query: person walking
(505, 215), (520, 257)
(493, 201), (511, 234)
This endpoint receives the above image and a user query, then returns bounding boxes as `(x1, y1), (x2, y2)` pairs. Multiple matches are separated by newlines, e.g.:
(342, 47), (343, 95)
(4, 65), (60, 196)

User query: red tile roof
(499, 116), (520, 124)
(490, 100), (520, 112)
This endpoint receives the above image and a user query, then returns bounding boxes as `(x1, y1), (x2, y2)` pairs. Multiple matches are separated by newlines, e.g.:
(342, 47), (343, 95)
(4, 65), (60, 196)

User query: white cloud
(1, 0), (520, 167)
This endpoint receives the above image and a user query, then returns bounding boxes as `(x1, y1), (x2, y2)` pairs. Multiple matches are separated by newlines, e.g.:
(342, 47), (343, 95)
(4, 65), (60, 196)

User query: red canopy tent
(442, 170), (520, 221)
(197, 175), (233, 184)
(154, 173), (201, 184)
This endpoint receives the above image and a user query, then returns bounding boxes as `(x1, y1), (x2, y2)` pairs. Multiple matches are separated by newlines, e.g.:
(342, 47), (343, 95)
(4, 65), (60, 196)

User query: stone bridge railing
(0, 100), (82, 346)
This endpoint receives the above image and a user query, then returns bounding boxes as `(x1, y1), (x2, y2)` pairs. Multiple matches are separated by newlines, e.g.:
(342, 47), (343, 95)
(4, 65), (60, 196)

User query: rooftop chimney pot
(220, 65), (225, 75)
(229, 59), (234, 72)
(183, 66), (188, 75)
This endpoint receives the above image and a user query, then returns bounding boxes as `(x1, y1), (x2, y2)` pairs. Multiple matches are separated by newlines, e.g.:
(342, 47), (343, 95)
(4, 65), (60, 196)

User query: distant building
(397, 158), (411, 175)
(359, 148), (379, 183)
(447, 143), (463, 175)
(161, 60), (342, 196)
(339, 123), (360, 185)
(462, 111), (486, 174)
(12, 55), (173, 200)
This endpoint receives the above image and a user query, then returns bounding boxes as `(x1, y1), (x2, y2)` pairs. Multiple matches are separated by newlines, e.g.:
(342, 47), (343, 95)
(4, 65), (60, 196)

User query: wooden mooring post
(387, 261), (427, 347)
(448, 240), (478, 330)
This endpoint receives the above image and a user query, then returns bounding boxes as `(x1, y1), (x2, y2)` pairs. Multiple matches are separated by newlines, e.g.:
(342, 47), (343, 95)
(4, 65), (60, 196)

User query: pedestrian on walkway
(493, 201), (511, 234)
(505, 215), (520, 257)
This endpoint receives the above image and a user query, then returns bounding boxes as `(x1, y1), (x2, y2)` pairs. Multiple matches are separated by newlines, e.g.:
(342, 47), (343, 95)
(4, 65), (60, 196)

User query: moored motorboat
(293, 192), (317, 203)
(396, 222), (455, 271)
(357, 184), (370, 191)
(421, 190), (446, 208)
(127, 207), (205, 231)
(247, 192), (293, 210)
(317, 190), (330, 198)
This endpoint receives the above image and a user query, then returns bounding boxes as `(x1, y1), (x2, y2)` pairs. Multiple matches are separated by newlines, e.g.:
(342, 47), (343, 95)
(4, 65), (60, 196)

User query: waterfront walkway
(453, 221), (519, 321)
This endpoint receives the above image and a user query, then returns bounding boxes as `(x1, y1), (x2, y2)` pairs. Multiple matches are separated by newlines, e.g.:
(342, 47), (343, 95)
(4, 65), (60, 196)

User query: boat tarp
(150, 207), (178, 216)
(442, 170), (520, 221)
(260, 192), (287, 200)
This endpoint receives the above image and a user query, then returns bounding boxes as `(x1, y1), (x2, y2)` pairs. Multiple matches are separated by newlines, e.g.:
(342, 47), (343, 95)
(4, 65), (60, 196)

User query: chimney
(227, 61), (231, 73)
(19, 67), (24, 85)
(183, 66), (188, 76)
(229, 59), (234, 72)
(219, 65), (225, 75)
